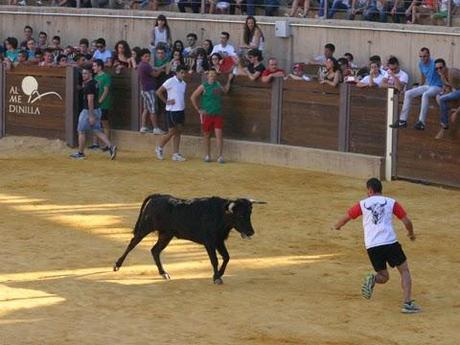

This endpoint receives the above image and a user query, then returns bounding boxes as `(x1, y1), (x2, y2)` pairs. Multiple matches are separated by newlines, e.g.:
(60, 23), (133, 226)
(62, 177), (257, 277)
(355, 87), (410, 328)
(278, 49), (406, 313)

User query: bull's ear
(226, 202), (236, 214)
(249, 199), (267, 204)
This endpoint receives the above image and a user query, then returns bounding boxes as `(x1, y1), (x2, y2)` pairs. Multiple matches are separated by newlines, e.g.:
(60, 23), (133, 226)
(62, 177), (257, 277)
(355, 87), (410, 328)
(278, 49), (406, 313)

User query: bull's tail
(132, 195), (154, 236)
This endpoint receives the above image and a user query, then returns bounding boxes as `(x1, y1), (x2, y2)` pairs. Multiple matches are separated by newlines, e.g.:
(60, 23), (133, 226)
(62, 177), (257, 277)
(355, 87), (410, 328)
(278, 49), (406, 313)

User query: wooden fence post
(270, 77), (283, 144)
(65, 66), (78, 147)
(385, 87), (399, 181)
(338, 83), (351, 152)
(130, 68), (140, 131)
(0, 64), (6, 138)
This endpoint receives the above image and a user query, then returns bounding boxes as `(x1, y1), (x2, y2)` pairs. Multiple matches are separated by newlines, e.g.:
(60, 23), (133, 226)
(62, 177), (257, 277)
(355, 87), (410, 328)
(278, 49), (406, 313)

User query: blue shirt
(418, 58), (442, 87)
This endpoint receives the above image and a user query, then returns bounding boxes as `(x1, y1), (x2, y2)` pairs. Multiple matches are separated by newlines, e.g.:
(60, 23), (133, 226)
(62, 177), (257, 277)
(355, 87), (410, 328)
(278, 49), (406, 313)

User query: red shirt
(261, 68), (285, 77)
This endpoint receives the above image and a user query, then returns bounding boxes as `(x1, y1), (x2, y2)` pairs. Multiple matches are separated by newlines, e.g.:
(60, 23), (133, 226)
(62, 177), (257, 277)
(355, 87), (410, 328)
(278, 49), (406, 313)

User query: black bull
(114, 194), (265, 284)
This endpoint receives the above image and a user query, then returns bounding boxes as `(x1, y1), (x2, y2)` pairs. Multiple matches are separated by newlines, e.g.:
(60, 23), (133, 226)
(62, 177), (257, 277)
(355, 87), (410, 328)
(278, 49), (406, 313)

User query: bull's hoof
(161, 273), (171, 280)
(113, 265), (120, 272)
(214, 278), (223, 285)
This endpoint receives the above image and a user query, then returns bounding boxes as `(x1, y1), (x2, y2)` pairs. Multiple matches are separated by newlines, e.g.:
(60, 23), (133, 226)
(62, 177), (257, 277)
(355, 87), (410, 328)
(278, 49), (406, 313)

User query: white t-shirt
(359, 196), (397, 249)
(162, 76), (187, 112)
(360, 74), (384, 86)
(211, 43), (236, 57)
(383, 69), (409, 89)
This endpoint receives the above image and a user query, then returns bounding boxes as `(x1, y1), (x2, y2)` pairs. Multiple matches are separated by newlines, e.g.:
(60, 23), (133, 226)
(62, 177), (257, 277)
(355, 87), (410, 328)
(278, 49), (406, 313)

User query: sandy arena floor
(0, 136), (459, 345)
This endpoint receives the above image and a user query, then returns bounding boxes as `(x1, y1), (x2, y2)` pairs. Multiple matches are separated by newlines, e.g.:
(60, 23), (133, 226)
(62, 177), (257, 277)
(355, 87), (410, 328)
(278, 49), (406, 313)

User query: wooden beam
(130, 68), (140, 131)
(338, 83), (350, 152)
(65, 66), (78, 147)
(270, 77), (283, 144)
(0, 64), (5, 138)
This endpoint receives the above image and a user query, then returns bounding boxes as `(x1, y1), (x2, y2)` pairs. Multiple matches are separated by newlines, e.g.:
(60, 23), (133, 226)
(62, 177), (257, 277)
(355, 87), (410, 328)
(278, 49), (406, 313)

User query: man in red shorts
(332, 178), (421, 314)
(191, 69), (233, 163)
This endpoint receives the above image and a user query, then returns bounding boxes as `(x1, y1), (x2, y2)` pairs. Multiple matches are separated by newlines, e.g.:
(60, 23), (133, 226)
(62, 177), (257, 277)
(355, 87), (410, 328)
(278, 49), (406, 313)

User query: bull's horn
(248, 199), (267, 204)
(227, 202), (236, 213)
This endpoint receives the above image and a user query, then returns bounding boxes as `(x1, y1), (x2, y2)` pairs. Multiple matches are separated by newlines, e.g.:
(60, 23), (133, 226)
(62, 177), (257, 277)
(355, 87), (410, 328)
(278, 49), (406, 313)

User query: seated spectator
(261, 58), (285, 83)
(189, 48), (210, 74)
(57, 54), (68, 66)
(264, 0), (280, 16)
(338, 57), (353, 78)
(153, 46), (169, 71)
(39, 48), (55, 66)
(151, 15), (173, 54)
(173, 40), (185, 55)
(434, 59), (460, 139)
(38, 31), (48, 50)
(50, 35), (63, 57)
(348, 0), (387, 21)
(286, 63), (311, 81)
(357, 62), (384, 87)
(202, 39), (214, 57)
(25, 39), (37, 60)
(381, 56), (409, 92)
(17, 0), (43, 6)
(211, 32), (237, 58)
(183, 33), (198, 58)
(312, 43), (335, 65)
(4, 37), (19, 64)
(319, 57), (342, 87)
(79, 38), (90, 56)
(240, 16), (265, 52)
(113, 40), (134, 73)
(64, 45), (77, 61)
(210, 53), (225, 74)
(178, 0), (201, 13)
(327, 0), (351, 18)
(289, 0), (310, 17)
(386, 0), (411, 23)
(344, 52), (357, 68)
(20, 25), (34, 49)
(406, 0), (438, 24)
(210, 0), (231, 13)
(92, 38), (112, 67)
(17, 51), (30, 65)
(243, 48), (265, 81)
(167, 49), (185, 75)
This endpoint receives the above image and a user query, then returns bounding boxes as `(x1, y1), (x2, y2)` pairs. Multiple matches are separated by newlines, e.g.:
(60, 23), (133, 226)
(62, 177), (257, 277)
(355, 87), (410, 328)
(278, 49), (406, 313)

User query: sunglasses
(435, 66), (444, 70)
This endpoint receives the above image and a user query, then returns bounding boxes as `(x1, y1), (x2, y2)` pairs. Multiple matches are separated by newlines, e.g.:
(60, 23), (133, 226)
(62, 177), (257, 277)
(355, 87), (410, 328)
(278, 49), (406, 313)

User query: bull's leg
(114, 232), (149, 271)
(216, 243), (230, 280)
(151, 233), (174, 279)
(204, 244), (222, 285)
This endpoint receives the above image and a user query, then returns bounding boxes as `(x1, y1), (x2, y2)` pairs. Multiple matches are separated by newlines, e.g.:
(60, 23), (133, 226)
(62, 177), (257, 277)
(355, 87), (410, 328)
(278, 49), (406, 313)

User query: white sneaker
(217, 156), (225, 164)
(203, 155), (211, 163)
(152, 127), (166, 135)
(155, 145), (164, 160)
(36, 0), (43, 5)
(172, 153), (186, 161)
(140, 126), (151, 133)
(18, 0), (26, 5)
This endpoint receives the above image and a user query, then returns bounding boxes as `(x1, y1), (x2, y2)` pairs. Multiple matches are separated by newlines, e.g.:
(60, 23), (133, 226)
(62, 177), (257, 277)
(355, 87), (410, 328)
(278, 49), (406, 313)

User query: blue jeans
(327, 0), (348, 18)
(364, 4), (386, 21)
(400, 85), (442, 124)
(439, 90), (460, 127)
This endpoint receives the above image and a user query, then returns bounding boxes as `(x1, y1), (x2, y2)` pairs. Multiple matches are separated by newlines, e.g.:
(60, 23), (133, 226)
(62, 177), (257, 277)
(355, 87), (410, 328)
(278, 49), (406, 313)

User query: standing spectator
(92, 38), (113, 67)
(381, 56), (409, 92)
(211, 32), (237, 58)
(312, 43), (335, 65)
(151, 14), (172, 55)
(319, 57), (343, 87)
(155, 65), (188, 162)
(79, 38), (90, 55)
(332, 178), (421, 314)
(264, 0), (279, 16)
(20, 26), (34, 49)
(57, 54), (68, 66)
(189, 48), (210, 74)
(327, 0), (350, 18)
(210, 0), (231, 13)
(287, 63), (311, 81)
(390, 48), (442, 130)
(183, 33), (198, 58)
(357, 62), (384, 88)
(113, 40), (133, 73)
(241, 16), (265, 52)
(39, 48), (55, 66)
(243, 48), (265, 81)
(4, 37), (19, 64)
(90, 59), (112, 150)
(51, 36), (63, 56)
(173, 40), (185, 55)
(167, 49), (185, 75)
(138, 49), (165, 135)
(18, 0), (43, 5)
(344, 52), (357, 68)
(261, 58), (286, 83)
(153, 46), (169, 71)
(406, 0), (438, 24)
(338, 57), (353, 78)
(70, 65), (117, 160)
(178, 0), (201, 13)
(289, 0), (310, 17)
(26, 39), (38, 61)
(38, 32), (48, 50)
(434, 59), (460, 139)
(17, 51), (30, 65)
(202, 39), (214, 57)
(386, 0), (411, 23)
(191, 70), (234, 163)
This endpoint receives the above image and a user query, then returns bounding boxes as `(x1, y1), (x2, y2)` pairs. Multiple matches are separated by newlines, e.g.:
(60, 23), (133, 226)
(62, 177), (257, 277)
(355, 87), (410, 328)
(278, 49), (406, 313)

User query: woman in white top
(151, 14), (172, 51)
(241, 16), (264, 52)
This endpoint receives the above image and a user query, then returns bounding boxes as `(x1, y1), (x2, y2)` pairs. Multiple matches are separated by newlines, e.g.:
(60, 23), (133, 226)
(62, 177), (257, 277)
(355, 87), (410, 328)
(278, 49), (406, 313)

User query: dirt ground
(0, 136), (459, 345)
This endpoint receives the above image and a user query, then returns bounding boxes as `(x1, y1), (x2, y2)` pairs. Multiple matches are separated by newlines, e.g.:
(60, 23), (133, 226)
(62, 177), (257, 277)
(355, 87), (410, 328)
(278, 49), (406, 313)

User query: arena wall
(1, 7), (460, 79)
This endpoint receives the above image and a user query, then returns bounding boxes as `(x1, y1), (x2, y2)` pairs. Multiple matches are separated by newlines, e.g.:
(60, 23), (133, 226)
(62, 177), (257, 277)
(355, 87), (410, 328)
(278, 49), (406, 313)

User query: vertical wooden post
(65, 66), (78, 147)
(385, 88), (399, 181)
(270, 77), (283, 144)
(0, 64), (6, 138)
(338, 83), (350, 152)
(130, 68), (140, 131)
(447, 0), (452, 27)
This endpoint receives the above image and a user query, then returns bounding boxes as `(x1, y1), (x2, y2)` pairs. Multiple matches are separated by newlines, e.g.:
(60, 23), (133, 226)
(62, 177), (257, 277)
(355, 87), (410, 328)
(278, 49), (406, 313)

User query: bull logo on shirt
(364, 200), (387, 225)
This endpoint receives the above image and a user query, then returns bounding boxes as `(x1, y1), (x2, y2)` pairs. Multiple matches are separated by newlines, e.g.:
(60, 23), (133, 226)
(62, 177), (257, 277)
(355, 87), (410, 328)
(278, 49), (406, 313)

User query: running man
(70, 65), (117, 160)
(155, 65), (187, 161)
(332, 178), (421, 314)
(190, 69), (233, 163)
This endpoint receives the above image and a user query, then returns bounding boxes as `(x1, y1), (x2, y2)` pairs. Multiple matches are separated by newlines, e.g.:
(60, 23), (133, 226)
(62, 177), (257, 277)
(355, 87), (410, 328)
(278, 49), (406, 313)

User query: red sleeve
(261, 70), (270, 77)
(393, 201), (407, 219)
(347, 203), (362, 219)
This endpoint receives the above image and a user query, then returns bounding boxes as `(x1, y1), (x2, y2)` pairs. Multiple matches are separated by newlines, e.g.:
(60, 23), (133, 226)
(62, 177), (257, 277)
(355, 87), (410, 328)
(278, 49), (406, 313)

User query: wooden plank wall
(5, 66), (67, 140)
(280, 81), (340, 150)
(109, 68), (136, 131)
(349, 87), (387, 156)
(396, 98), (460, 187)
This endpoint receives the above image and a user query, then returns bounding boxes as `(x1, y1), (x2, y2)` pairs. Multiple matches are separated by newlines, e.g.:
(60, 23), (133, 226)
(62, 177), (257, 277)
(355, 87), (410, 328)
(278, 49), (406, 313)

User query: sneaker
(70, 152), (86, 160)
(155, 145), (164, 160)
(217, 156), (225, 164)
(389, 120), (408, 129)
(109, 145), (117, 160)
(172, 153), (186, 161)
(401, 300), (422, 314)
(101, 146), (110, 152)
(434, 127), (448, 140)
(139, 126), (151, 133)
(361, 272), (376, 300)
(414, 121), (425, 130)
(203, 155), (211, 163)
(18, 0), (26, 5)
(88, 144), (100, 150)
(152, 127), (166, 135)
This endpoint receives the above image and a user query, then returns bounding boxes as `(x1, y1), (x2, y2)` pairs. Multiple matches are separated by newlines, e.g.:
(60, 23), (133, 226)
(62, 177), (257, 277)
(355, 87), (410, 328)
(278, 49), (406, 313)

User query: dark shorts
(100, 109), (110, 121)
(166, 110), (185, 128)
(202, 115), (223, 133)
(367, 242), (407, 272)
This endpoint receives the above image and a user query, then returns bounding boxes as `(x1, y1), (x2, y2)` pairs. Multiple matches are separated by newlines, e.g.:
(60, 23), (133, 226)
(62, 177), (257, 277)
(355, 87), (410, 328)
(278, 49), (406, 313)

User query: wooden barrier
(0, 64), (5, 138)
(281, 80), (340, 150)
(396, 98), (460, 187)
